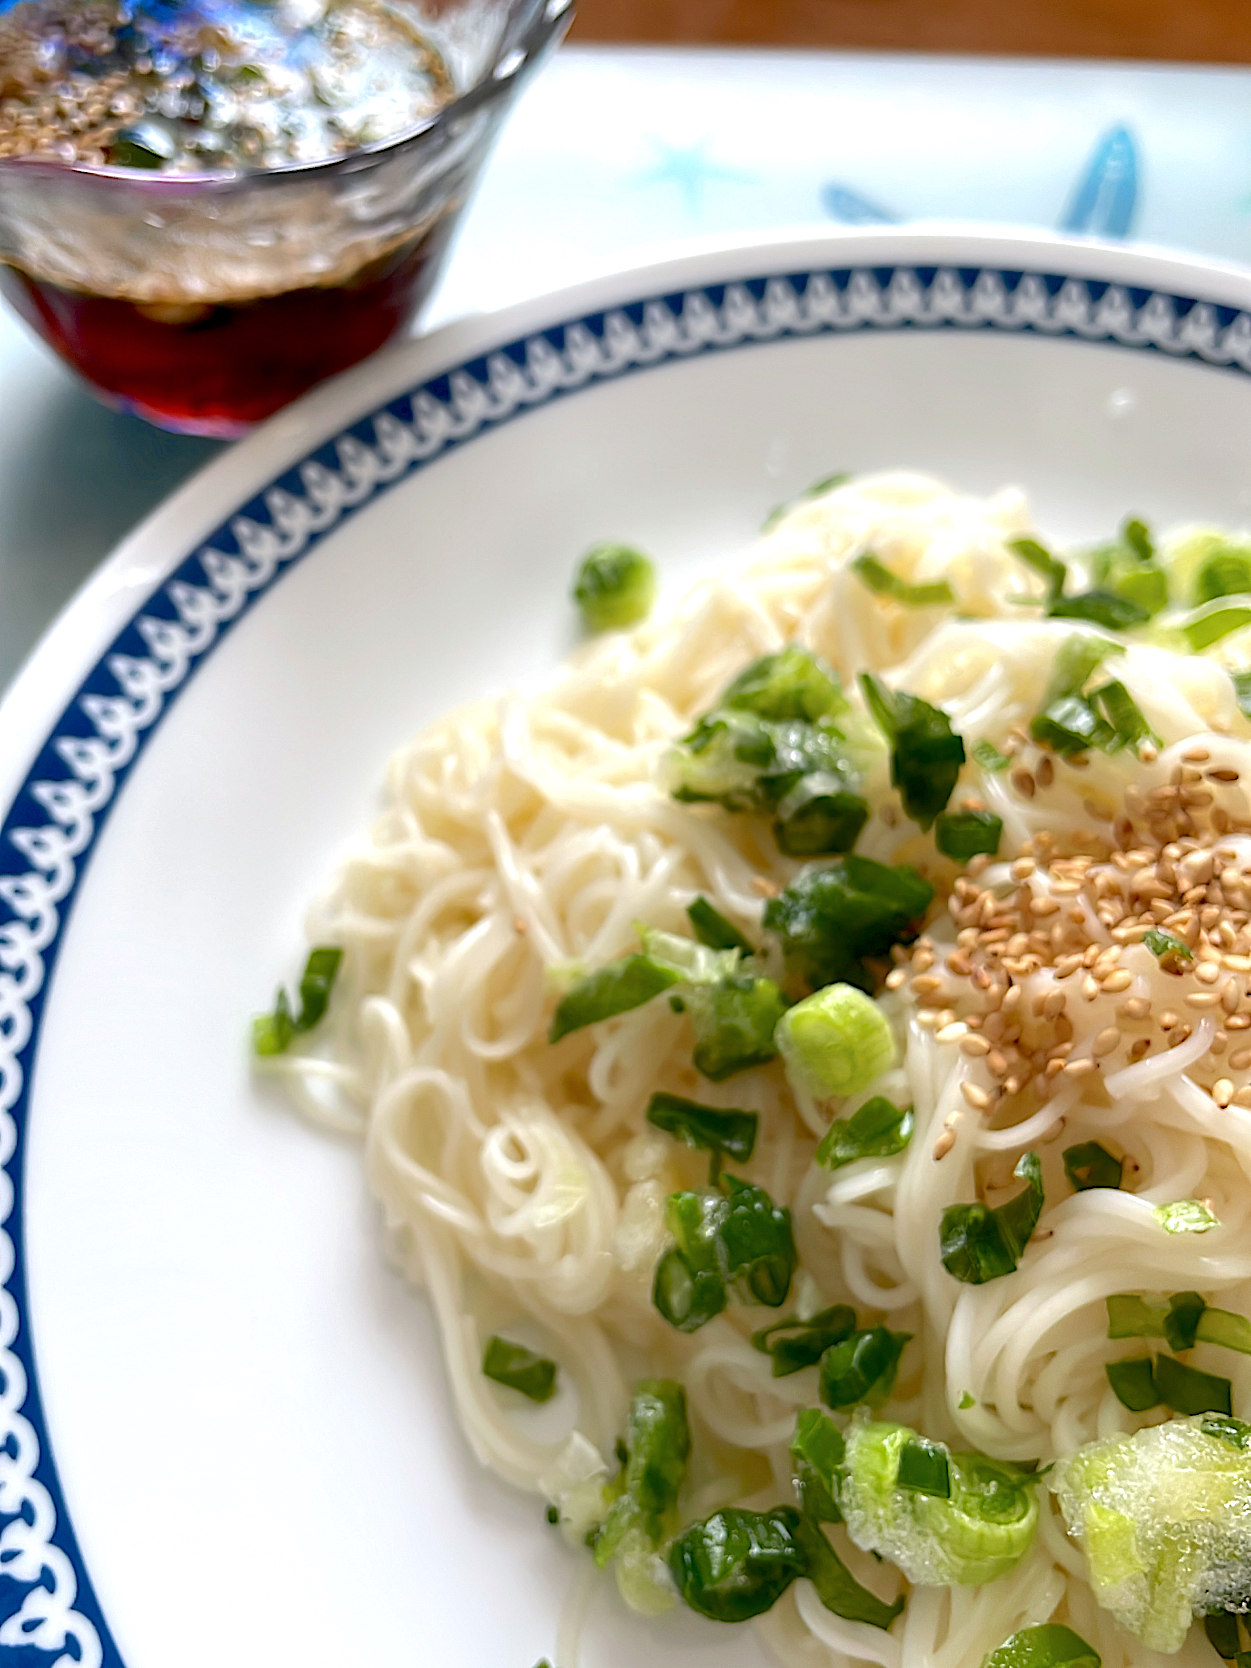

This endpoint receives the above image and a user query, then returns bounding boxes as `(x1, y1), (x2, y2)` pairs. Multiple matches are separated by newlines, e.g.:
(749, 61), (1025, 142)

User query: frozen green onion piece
(652, 1191), (729, 1333)
(1192, 542), (1251, 604)
(860, 672), (966, 831)
(718, 1175), (796, 1307)
(851, 551), (954, 608)
(1063, 1141), (1122, 1192)
(816, 1095), (914, 1171)
(941, 1152), (1044, 1285)
(776, 983), (897, 1100)
(1030, 636), (1124, 755)
(1182, 603), (1251, 652)
(572, 542), (656, 632)
(1106, 1292), (1166, 1338)
(980, 1624), (1101, 1668)
(762, 472), (852, 533)
(1198, 1306), (1251, 1355)
(1144, 926), (1193, 965)
(753, 1305), (857, 1376)
(482, 1336), (557, 1402)
(686, 896), (753, 952)
(819, 1325), (910, 1409)
(1008, 536), (1067, 601)
(773, 771), (871, 856)
(1052, 1414), (1251, 1652)
(593, 1379), (690, 1569)
(958, 1391), (976, 1410)
(1206, 1610), (1245, 1660)
(972, 738), (1012, 772)
(253, 945), (343, 1055)
(1155, 1198), (1220, 1234)
(1105, 1356), (1160, 1411)
(764, 856), (934, 990)
(646, 1091), (757, 1165)
(935, 808), (1002, 861)
(1163, 1291), (1206, 1353)
(791, 1406), (846, 1521)
(668, 1506), (807, 1621)
(549, 954), (683, 1042)
(896, 1436), (951, 1497)
(836, 1416), (1039, 1586)
(1089, 518), (1168, 619)
(795, 1513), (904, 1629)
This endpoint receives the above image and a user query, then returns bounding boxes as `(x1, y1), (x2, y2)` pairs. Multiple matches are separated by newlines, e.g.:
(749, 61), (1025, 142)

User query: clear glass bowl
(0, 0), (572, 435)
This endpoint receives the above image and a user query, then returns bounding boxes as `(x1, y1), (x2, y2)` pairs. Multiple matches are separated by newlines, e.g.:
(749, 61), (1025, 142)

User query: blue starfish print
(639, 138), (753, 214)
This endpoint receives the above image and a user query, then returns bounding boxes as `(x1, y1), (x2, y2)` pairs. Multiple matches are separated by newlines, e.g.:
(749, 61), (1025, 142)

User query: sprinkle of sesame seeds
(1119, 996), (1151, 1021)
(936, 1022), (967, 1044)
(960, 1034), (991, 1057)
(1065, 1057), (1097, 1077)
(1093, 1027), (1122, 1057)
(1209, 767), (1240, 783)
(1185, 991), (1221, 1010)
(1129, 1037), (1152, 1061)
(1011, 768), (1036, 800)
(1228, 1013), (1251, 1030)
(1230, 1047), (1251, 1071)
(751, 875), (779, 897)
(933, 1130), (956, 1159)
(1183, 746), (1211, 763)
(1213, 1079), (1235, 1107)
(1036, 756), (1054, 789)
(961, 1082), (992, 1111)
(885, 968), (906, 990)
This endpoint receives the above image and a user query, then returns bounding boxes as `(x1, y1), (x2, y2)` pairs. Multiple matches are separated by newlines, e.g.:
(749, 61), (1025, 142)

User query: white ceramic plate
(5, 227), (1251, 1668)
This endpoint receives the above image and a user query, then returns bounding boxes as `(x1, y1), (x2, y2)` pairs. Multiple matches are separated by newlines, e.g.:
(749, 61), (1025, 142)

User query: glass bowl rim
(0, 0), (572, 194)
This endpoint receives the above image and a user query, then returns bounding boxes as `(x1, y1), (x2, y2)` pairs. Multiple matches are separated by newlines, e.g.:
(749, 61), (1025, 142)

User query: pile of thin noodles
(268, 474), (1251, 1668)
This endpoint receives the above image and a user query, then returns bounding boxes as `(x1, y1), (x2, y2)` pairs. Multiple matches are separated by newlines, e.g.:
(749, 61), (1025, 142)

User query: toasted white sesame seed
(961, 1082), (992, 1111)
(1093, 1027), (1122, 1057)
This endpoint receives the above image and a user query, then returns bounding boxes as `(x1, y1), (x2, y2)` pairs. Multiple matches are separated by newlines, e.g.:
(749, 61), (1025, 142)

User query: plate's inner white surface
(23, 326), (1251, 1668)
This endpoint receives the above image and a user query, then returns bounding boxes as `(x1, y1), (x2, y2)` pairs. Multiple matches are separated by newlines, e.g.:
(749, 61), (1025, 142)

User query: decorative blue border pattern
(3, 262), (1251, 1664)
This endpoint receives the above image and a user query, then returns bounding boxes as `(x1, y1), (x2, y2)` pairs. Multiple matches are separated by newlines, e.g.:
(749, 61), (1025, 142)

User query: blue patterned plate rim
(3, 226), (1251, 1666)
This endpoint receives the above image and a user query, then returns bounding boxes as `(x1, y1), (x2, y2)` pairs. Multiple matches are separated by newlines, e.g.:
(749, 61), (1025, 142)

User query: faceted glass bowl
(0, 0), (573, 435)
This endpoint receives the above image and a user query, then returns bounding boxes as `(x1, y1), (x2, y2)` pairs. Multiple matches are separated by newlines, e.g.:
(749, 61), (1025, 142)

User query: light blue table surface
(4, 43), (1251, 692)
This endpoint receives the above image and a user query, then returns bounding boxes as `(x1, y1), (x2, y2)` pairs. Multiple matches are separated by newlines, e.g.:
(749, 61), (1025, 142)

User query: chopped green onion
(896, 1436), (951, 1497)
(1231, 668), (1251, 721)
(645, 1091), (758, 1167)
(1154, 1353), (1232, 1416)
(593, 1379), (690, 1567)
(722, 645), (849, 723)
(762, 473), (852, 534)
(686, 896), (753, 952)
(816, 1096), (914, 1171)
(482, 1336), (558, 1402)
(940, 1151), (1044, 1285)
(753, 1305), (857, 1376)
(1090, 680), (1161, 753)
(1206, 1612), (1245, 1661)
(1124, 518), (1154, 562)
(1089, 518), (1169, 618)
(1062, 1141), (1122, 1192)
(652, 1192), (729, 1333)
(572, 542), (656, 632)
(1048, 590), (1150, 631)
(860, 673), (965, 831)
(819, 1326), (911, 1409)
(791, 1407), (845, 1522)
(775, 983), (897, 1100)
(935, 808), (1002, 861)
(1198, 1307), (1251, 1355)
(718, 1175), (796, 1307)
(686, 972), (790, 1081)
(1030, 636), (1124, 756)
(253, 945), (343, 1055)
(1105, 1355), (1160, 1411)
(1193, 544), (1251, 605)
(549, 954), (683, 1042)
(668, 1506), (808, 1621)
(972, 738), (1012, 771)
(958, 1391), (976, 1409)
(773, 771), (871, 856)
(1008, 536), (1067, 601)
(795, 1514), (904, 1629)
(851, 551), (955, 608)
(1182, 604), (1251, 652)
(1144, 926), (1193, 965)
(980, 1623), (1102, 1668)
(1163, 1290), (1206, 1353)
(1106, 1293), (1166, 1339)
(1155, 1198), (1220, 1234)
(764, 855), (934, 990)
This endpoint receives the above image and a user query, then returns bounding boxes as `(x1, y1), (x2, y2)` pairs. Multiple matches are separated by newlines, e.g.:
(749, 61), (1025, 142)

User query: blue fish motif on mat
(820, 183), (901, 225)
(1059, 123), (1139, 239)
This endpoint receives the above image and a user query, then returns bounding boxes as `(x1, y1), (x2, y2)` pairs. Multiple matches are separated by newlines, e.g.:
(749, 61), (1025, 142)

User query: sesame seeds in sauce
(900, 754), (1251, 1147)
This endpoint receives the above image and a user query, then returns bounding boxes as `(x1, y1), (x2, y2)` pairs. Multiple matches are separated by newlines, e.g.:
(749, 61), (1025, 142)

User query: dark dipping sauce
(0, 0), (462, 432)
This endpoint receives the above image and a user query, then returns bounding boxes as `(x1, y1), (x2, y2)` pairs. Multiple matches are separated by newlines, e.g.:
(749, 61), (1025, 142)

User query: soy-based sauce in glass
(0, 0), (465, 432)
